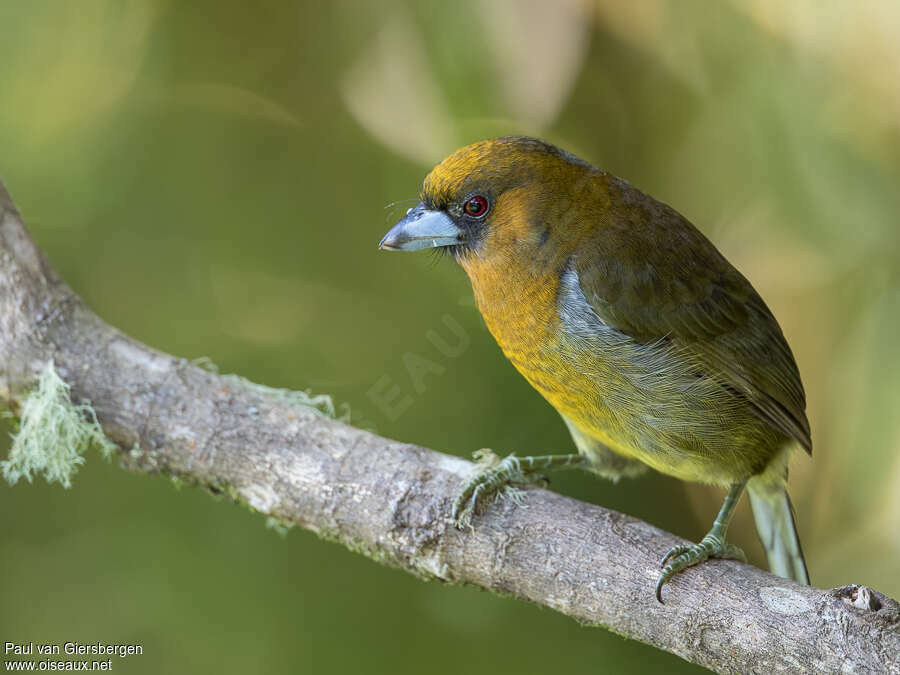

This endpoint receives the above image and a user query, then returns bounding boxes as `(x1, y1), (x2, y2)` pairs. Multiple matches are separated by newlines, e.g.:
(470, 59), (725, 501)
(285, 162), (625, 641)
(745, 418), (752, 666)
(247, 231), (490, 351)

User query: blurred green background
(2, 1), (898, 673)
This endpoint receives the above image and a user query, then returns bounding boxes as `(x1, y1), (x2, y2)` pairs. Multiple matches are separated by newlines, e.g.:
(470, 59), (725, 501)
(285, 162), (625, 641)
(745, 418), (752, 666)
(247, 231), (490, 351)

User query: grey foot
(656, 534), (747, 603)
(451, 451), (542, 529)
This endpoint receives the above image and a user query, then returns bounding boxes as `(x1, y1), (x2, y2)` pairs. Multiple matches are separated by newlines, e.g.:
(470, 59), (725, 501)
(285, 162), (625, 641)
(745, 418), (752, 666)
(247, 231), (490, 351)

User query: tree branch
(1, 180), (897, 674)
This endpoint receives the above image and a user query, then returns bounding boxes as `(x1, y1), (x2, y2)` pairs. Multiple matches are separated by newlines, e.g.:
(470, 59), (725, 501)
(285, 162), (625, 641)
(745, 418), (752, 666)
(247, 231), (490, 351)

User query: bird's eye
(463, 195), (489, 218)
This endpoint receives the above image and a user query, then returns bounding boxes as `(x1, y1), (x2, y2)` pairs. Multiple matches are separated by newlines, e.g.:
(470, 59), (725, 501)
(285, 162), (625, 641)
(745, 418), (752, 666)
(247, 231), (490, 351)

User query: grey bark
(0, 180), (897, 674)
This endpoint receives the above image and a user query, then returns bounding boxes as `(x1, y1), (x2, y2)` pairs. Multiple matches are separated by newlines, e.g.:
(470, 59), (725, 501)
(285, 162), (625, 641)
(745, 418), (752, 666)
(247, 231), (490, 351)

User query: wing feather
(573, 182), (811, 452)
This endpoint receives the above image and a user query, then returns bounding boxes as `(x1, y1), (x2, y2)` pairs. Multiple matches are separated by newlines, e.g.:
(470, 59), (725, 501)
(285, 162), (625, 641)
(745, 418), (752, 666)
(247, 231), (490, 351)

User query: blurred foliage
(2, 1), (899, 673)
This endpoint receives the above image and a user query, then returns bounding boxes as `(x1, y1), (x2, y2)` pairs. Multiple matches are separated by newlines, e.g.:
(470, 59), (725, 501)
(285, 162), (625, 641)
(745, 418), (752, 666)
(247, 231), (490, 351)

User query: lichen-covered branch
(0, 180), (897, 674)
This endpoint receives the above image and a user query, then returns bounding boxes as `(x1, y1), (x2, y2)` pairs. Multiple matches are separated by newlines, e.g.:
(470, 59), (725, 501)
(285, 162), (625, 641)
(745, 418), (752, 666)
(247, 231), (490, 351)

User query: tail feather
(748, 478), (810, 585)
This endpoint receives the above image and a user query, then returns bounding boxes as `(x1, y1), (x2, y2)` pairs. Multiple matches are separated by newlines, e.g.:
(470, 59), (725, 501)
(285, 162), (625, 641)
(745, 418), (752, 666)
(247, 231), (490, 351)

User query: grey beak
(379, 203), (463, 251)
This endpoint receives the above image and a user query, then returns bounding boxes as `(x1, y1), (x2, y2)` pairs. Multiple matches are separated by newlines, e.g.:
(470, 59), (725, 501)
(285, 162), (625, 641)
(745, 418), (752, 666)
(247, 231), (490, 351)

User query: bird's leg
(656, 481), (748, 603)
(452, 450), (585, 529)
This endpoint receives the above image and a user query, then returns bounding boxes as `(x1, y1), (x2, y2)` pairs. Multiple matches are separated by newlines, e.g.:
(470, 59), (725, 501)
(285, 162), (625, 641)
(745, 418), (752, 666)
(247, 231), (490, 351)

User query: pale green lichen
(1, 361), (117, 488)
(192, 356), (351, 422)
(265, 517), (295, 537)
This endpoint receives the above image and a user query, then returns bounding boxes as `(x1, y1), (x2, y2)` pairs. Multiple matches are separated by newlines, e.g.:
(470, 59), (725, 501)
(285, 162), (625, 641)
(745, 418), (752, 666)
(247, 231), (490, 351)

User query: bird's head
(379, 136), (602, 269)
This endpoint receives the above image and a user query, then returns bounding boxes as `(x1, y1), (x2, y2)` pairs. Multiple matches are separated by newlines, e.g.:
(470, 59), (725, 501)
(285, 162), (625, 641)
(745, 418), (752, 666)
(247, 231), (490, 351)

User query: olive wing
(573, 192), (810, 452)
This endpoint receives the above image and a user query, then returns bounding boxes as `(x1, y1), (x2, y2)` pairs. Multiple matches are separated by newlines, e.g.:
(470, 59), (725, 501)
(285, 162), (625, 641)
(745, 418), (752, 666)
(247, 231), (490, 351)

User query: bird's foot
(656, 534), (746, 603)
(451, 450), (548, 530)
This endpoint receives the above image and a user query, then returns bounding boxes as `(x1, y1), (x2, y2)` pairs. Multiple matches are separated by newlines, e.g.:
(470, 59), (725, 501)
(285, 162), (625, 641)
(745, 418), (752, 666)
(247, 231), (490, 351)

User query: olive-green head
(378, 136), (601, 265)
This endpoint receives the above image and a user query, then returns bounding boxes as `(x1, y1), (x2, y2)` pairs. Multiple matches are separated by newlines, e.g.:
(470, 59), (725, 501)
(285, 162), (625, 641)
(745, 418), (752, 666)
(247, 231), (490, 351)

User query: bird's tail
(747, 477), (810, 585)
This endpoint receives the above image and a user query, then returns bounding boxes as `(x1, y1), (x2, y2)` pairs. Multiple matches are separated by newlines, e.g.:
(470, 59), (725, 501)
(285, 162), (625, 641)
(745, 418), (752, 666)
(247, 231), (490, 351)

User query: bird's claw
(655, 535), (746, 603)
(451, 452), (537, 529)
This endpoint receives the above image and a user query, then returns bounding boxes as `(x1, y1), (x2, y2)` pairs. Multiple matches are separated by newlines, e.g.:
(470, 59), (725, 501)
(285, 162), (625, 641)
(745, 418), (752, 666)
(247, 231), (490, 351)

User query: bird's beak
(379, 203), (463, 251)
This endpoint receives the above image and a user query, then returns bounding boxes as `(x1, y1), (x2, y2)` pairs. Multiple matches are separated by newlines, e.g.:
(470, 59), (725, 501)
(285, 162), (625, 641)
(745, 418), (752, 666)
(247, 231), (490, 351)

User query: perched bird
(379, 136), (810, 601)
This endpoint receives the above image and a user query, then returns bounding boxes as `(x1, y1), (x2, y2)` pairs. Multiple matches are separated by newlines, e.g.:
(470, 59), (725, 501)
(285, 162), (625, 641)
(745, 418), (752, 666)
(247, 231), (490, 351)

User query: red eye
(463, 195), (489, 218)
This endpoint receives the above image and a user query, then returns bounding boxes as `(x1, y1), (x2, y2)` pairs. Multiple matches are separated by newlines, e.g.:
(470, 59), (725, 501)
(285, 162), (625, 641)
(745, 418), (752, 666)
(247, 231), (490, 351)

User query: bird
(378, 136), (810, 601)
